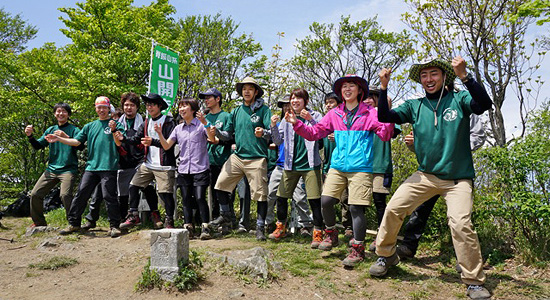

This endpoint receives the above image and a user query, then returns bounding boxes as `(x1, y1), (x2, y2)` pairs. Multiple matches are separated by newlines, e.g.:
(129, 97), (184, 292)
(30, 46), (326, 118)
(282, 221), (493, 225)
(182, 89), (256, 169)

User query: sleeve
(74, 124), (88, 144)
(469, 114), (486, 151)
(367, 108), (395, 142)
(30, 127), (53, 150)
(465, 78), (493, 115)
(72, 127), (86, 151)
(125, 122), (145, 145)
(271, 121), (285, 145)
(293, 111), (334, 141)
(216, 111), (234, 142)
(261, 107), (272, 141)
(168, 125), (179, 144)
(378, 89), (405, 124)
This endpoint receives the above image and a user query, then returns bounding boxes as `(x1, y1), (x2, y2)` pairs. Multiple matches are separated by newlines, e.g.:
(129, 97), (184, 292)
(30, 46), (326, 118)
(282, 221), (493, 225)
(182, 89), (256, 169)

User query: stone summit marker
(150, 229), (189, 281)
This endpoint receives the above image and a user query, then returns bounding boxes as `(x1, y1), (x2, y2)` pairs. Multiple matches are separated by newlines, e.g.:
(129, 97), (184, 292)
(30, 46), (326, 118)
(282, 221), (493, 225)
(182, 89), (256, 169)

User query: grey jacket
(271, 108), (323, 171)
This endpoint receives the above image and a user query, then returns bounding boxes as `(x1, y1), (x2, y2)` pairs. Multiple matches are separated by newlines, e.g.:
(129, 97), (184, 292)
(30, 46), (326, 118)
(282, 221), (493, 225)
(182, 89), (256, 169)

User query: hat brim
(141, 95), (169, 111)
(408, 59), (456, 86)
(333, 77), (369, 101)
(277, 101), (289, 108)
(236, 82), (264, 98)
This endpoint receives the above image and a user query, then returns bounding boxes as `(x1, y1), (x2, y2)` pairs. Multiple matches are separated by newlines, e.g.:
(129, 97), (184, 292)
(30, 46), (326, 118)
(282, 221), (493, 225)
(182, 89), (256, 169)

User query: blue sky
(2, 0), (549, 137)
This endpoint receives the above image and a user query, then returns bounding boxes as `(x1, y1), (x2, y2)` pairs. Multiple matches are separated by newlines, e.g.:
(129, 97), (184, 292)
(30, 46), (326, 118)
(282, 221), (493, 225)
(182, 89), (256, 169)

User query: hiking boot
(268, 222), (287, 241)
(120, 214), (140, 229)
(256, 226), (267, 241)
(236, 225), (248, 234)
(110, 227), (122, 238)
(164, 217), (174, 229)
(60, 225), (81, 235)
(209, 212), (232, 229)
(200, 224), (211, 240)
(343, 242), (366, 268)
(396, 244), (414, 260)
(369, 252), (400, 277)
(344, 228), (353, 239)
(151, 211), (164, 229)
(368, 240), (376, 252)
(318, 228), (339, 251)
(184, 223), (195, 239)
(311, 229), (324, 249)
(466, 285), (491, 300)
(300, 227), (312, 237)
(81, 220), (96, 231)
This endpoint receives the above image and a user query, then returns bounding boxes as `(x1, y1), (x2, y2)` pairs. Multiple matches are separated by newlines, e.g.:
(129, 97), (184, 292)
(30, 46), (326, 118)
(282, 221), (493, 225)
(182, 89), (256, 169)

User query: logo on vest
(215, 120), (223, 129)
(103, 126), (112, 134)
(443, 108), (458, 122)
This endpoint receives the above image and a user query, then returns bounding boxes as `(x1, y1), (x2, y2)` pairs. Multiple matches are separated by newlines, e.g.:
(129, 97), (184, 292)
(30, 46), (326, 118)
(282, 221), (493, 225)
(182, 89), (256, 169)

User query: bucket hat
(236, 77), (264, 98)
(277, 94), (291, 108)
(408, 57), (456, 86)
(333, 74), (369, 101)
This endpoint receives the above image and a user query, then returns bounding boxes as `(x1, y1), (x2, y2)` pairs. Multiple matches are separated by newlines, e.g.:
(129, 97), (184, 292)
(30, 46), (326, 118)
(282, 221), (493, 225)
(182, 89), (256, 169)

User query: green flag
(148, 44), (179, 112)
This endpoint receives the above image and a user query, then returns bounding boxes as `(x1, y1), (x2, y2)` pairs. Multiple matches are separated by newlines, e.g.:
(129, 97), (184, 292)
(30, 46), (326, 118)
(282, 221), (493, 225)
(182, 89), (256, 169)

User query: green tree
(0, 8), (37, 53)
(403, 0), (545, 147)
(173, 13), (263, 110)
(475, 102), (550, 262)
(289, 16), (415, 111)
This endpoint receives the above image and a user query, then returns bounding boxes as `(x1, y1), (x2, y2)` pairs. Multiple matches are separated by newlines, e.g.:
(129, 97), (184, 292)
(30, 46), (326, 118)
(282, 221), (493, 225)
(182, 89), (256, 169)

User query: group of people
(26, 55), (492, 299)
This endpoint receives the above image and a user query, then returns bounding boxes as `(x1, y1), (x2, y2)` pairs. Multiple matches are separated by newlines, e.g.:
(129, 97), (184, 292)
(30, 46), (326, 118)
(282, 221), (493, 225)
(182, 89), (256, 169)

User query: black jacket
(125, 115), (176, 167)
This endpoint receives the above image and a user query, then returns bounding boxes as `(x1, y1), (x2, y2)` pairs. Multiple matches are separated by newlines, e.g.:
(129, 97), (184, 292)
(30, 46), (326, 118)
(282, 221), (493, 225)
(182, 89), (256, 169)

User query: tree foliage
(289, 16), (415, 111)
(403, 0), (545, 147)
(0, 0), (263, 190)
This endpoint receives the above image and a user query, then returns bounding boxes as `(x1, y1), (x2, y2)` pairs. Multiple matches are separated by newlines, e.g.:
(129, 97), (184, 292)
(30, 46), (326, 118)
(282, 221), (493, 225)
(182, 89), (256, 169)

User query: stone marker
(150, 229), (189, 281)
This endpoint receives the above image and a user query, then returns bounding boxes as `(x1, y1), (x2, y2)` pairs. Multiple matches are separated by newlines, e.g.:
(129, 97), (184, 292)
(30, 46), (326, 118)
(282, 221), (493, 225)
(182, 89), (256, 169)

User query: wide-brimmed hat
(333, 74), (369, 101)
(141, 93), (168, 111)
(236, 77), (264, 98)
(199, 87), (222, 99)
(277, 94), (291, 108)
(408, 57), (456, 86)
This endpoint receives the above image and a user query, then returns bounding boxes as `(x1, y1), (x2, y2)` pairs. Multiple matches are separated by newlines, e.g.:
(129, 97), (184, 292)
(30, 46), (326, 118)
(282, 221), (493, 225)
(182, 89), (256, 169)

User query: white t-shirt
(144, 115), (175, 171)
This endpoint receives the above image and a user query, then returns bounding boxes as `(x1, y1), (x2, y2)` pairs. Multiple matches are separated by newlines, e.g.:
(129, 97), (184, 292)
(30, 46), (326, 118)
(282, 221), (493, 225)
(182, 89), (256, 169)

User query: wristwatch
(461, 72), (473, 83)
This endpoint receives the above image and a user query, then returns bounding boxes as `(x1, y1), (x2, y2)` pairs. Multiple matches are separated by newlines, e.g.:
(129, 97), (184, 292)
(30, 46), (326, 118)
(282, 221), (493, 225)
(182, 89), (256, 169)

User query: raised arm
(287, 109), (333, 141)
(451, 56), (493, 115)
(45, 134), (81, 146)
(270, 115), (284, 145)
(154, 123), (176, 150)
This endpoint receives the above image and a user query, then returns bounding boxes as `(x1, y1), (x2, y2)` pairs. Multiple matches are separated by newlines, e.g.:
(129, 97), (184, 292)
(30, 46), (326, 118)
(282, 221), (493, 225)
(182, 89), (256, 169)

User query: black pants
(68, 171), (119, 228)
(209, 165), (222, 219)
(400, 194), (439, 254)
(178, 171), (210, 225)
(85, 184), (158, 222)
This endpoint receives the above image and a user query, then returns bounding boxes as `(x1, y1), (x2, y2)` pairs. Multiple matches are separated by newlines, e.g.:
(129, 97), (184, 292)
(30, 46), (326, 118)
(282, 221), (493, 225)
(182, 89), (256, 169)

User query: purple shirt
(168, 118), (210, 174)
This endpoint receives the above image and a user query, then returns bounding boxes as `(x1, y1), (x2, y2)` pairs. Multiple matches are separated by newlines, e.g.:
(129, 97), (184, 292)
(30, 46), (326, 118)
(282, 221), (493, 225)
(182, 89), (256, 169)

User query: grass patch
(29, 256), (78, 270)
(264, 239), (333, 277)
(136, 250), (203, 292)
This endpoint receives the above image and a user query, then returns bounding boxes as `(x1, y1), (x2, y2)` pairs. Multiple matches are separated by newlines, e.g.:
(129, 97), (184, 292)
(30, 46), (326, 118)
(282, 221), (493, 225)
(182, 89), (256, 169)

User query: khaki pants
(30, 171), (76, 226)
(376, 171), (486, 285)
(214, 154), (268, 202)
(322, 168), (373, 205)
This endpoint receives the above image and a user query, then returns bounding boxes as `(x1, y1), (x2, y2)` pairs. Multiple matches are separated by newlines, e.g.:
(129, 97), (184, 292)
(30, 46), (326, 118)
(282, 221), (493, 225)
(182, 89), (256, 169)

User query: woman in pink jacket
(285, 74), (394, 268)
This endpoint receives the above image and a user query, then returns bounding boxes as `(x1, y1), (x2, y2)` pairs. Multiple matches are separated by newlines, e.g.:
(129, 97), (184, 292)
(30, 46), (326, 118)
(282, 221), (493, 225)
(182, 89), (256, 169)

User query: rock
(228, 290), (245, 298)
(150, 229), (189, 281)
(25, 226), (56, 237)
(38, 239), (58, 249)
(208, 247), (282, 280)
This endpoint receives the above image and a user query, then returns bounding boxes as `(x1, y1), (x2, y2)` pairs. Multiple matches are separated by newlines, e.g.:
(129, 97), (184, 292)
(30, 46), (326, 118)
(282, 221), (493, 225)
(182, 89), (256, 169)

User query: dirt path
(1, 217), (548, 300)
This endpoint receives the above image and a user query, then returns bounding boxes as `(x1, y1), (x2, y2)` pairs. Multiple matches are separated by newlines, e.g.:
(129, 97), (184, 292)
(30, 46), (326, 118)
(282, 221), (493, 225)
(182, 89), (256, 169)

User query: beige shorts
(277, 169), (322, 200)
(373, 173), (390, 194)
(322, 168), (373, 205)
(130, 164), (175, 193)
(214, 154), (268, 202)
